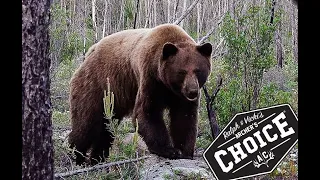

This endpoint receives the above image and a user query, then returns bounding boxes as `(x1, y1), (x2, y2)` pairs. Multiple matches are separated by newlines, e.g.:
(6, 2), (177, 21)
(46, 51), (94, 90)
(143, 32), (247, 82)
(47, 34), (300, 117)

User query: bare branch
(212, 50), (227, 59)
(173, 0), (202, 25)
(202, 85), (211, 103)
(198, 14), (225, 44)
(209, 75), (222, 108)
(54, 156), (151, 179)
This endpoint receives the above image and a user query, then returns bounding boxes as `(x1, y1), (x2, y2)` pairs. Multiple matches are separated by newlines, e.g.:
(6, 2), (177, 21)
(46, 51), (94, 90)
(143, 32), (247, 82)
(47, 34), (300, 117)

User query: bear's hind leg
(68, 130), (92, 165)
(89, 120), (115, 165)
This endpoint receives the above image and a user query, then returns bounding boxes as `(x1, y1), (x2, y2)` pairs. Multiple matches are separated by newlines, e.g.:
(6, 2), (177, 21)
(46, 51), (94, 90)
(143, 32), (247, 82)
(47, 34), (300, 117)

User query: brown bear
(68, 23), (212, 165)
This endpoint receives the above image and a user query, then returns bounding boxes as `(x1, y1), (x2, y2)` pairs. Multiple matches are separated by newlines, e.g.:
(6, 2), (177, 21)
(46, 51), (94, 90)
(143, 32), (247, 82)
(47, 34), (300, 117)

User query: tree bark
(22, 0), (53, 179)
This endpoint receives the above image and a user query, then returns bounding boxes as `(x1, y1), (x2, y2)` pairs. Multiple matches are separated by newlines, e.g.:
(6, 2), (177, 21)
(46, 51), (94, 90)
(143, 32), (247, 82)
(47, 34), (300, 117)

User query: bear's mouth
(184, 91), (199, 101)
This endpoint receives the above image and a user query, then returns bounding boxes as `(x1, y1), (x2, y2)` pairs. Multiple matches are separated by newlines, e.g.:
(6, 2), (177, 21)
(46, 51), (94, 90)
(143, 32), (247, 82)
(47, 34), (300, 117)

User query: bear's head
(159, 42), (212, 102)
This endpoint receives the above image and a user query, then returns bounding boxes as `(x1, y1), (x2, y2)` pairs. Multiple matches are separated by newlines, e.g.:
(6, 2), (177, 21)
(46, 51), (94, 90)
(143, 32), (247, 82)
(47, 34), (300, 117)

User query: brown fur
(68, 24), (212, 165)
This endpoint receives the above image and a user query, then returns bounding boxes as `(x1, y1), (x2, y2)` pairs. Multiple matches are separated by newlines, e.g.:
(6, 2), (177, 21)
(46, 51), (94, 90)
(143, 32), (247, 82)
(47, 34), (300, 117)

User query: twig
(54, 156), (151, 179)
(212, 50), (227, 59)
(173, 0), (202, 25)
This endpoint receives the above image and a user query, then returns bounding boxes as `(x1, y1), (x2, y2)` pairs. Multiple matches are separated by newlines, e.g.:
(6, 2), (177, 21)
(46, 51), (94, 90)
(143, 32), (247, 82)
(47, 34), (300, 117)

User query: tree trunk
(292, 2), (298, 63)
(276, 30), (284, 68)
(134, 0), (140, 29)
(22, 0), (53, 179)
(153, 0), (157, 26)
(83, 0), (87, 56)
(102, 0), (108, 37)
(167, 0), (171, 23)
(156, 0), (165, 25)
(180, 0), (187, 28)
(92, 0), (98, 42)
(197, 2), (201, 41)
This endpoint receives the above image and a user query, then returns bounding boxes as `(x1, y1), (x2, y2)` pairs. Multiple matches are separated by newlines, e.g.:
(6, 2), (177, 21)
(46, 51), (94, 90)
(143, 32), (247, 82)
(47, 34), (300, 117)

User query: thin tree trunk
(180, 0), (187, 27)
(167, 0), (171, 23)
(173, 0), (179, 21)
(156, 0), (165, 25)
(144, 0), (151, 27)
(197, 3), (200, 41)
(73, 0), (76, 27)
(83, 0), (87, 56)
(270, 0), (276, 24)
(22, 0), (53, 179)
(102, 0), (108, 38)
(134, 0), (140, 29)
(153, 0), (157, 26)
(276, 30), (284, 68)
(292, 2), (298, 63)
(92, 0), (98, 42)
(119, 0), (124, 30)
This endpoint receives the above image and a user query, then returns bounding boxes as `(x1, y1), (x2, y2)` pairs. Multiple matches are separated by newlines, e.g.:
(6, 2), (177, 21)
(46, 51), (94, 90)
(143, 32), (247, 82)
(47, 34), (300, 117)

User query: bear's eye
(178, 70), (187, 76)
(194, 69), (202, 76)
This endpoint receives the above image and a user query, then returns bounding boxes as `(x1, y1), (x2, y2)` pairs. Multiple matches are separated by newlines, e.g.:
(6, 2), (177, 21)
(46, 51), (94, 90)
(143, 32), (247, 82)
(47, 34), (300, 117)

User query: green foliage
(197, 0), (297, 142)
(52, 110), (69, 127)
(53, 81), (142, 180)
(221, 1), (278, 108)
(214, 1), (280, 128)
(103, 84), (143, 179)
(51, 60), (78, 112)
(165, 169), (204, 180)
(258, 83), (292, 107)
(269, 159), (298, 179)
(50, 2), (95, 64)
(124, 0), (134, 28)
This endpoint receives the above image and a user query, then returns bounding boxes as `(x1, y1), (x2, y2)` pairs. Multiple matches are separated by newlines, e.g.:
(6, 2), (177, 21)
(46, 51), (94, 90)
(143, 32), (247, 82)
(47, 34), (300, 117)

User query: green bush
(197, 0), (297, 138)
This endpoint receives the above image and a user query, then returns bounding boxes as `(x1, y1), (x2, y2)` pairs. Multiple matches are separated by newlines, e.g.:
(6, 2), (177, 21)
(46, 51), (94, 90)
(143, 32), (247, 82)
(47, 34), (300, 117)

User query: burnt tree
(22, 0), (53, 179)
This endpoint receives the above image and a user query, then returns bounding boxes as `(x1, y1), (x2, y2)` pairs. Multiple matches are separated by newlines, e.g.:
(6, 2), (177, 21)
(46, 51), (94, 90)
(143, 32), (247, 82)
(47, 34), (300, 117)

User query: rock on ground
(140, 154), (215, 180)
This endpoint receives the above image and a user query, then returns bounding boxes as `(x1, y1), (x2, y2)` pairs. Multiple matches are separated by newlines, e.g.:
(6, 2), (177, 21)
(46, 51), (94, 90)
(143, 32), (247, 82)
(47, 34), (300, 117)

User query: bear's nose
(187, 89), (198, 100)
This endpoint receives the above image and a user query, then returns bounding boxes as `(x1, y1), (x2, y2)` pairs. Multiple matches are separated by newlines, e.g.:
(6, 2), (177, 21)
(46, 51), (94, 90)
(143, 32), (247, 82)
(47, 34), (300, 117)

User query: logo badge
(203, 104), (298, 180)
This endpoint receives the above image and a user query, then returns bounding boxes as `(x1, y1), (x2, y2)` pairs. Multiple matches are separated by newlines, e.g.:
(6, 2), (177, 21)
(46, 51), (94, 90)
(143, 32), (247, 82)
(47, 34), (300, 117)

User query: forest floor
(52, 117), (298, 180)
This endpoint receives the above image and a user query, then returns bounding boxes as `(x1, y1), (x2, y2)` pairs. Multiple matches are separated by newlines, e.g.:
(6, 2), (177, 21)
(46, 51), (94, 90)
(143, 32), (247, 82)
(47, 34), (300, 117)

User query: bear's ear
(197, 42), (212, 57)
(162, 42), (178, 60)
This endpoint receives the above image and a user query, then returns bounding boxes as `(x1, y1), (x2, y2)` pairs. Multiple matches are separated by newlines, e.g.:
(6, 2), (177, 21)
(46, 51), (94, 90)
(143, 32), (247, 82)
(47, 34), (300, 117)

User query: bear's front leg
(132, 88), (181, 159)
(169, 101), (198, 159)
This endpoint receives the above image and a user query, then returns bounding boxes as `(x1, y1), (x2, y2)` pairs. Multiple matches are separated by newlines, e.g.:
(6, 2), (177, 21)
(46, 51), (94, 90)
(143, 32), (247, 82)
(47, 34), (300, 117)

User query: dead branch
(203, 75), (223, 139)
(212, 50), (227, 59)
(54, 156), (151, 179)
(173, 0), (202, 25)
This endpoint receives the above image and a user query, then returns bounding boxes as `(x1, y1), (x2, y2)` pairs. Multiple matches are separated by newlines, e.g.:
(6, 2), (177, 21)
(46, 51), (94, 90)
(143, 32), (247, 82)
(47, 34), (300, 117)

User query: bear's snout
(182, 75), (199, 101)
